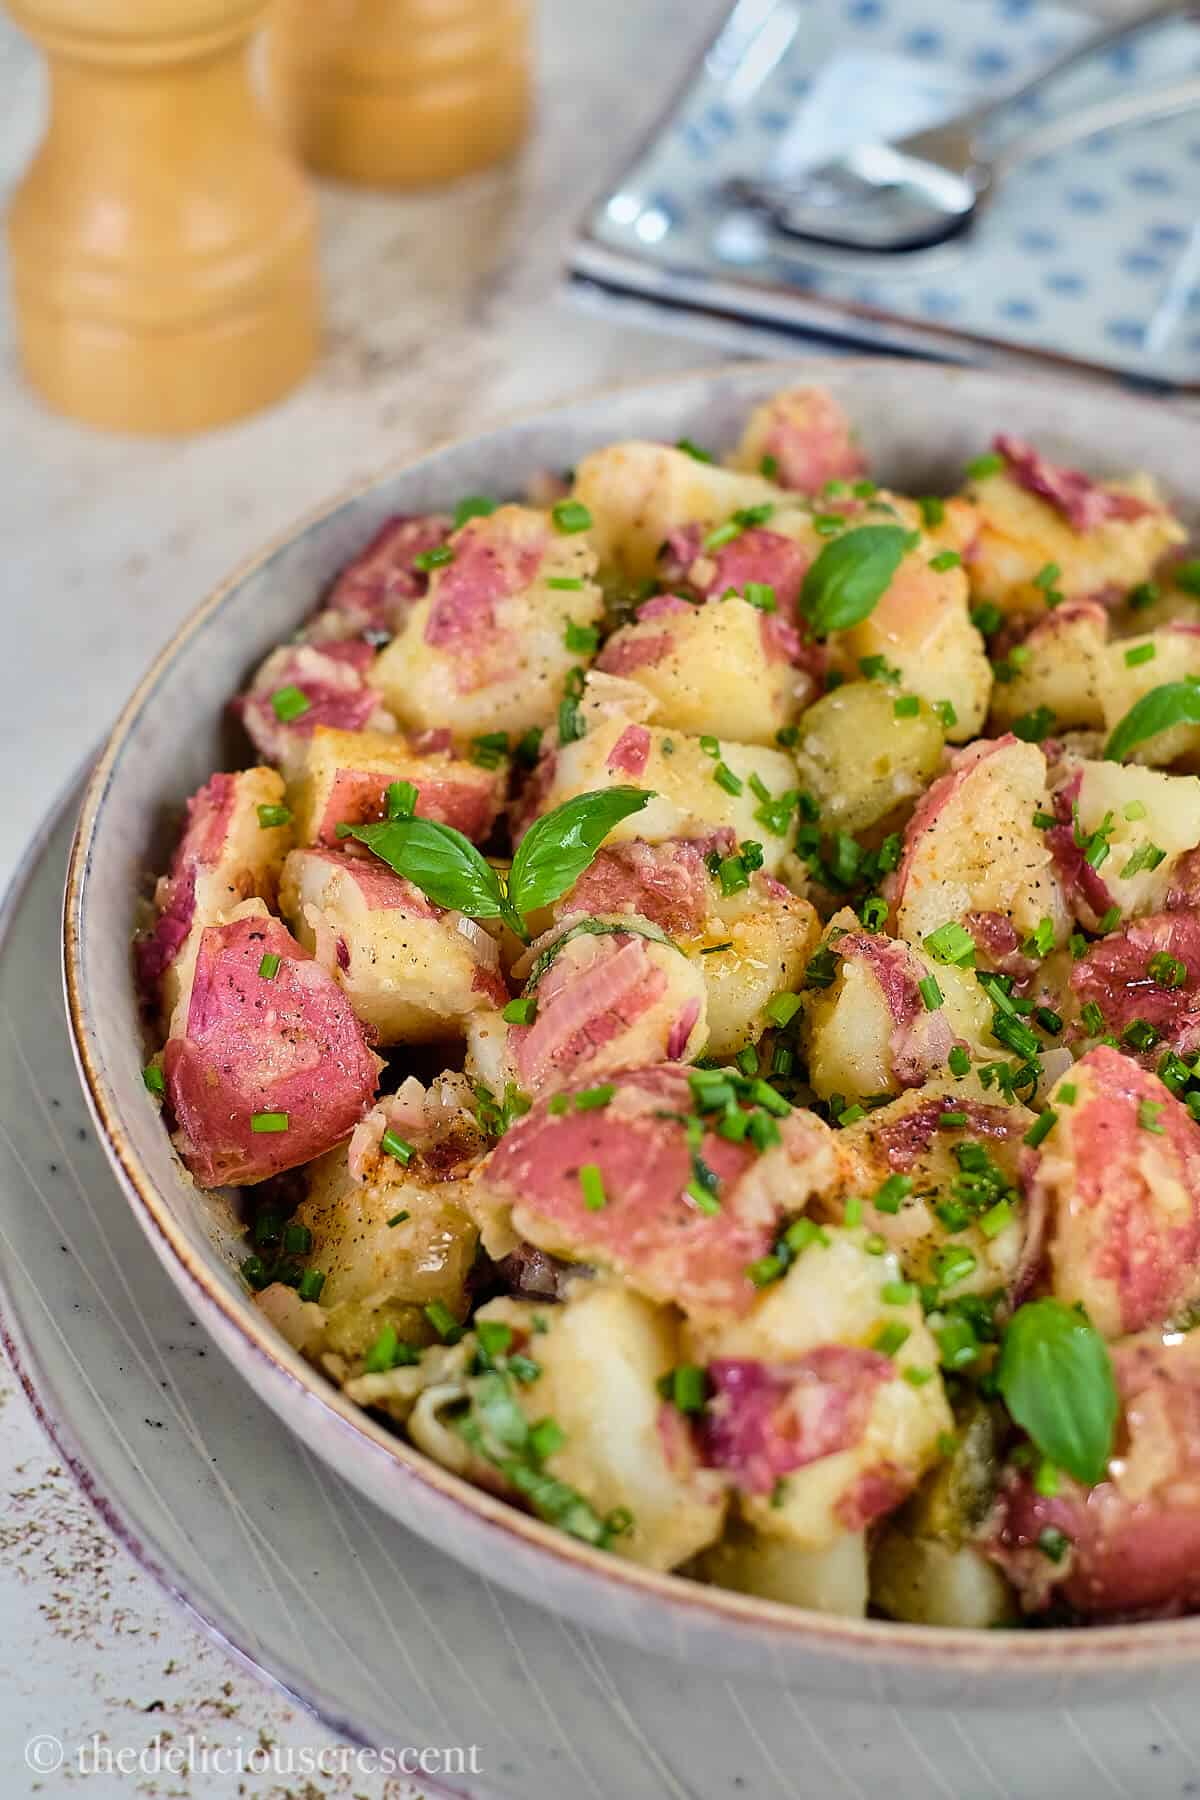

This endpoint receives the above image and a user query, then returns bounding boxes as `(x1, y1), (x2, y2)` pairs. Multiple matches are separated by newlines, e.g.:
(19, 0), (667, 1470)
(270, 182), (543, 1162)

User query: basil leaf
(346, 817), (518, 931)
(800, 524), (911, 636)
(1104, 679), (1200, 763)
(997, 1298), (1118, 1486)
(508, 786), (653, 918)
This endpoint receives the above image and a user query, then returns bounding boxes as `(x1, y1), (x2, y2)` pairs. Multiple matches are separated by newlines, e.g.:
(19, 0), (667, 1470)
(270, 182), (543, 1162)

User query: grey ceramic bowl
(63, 359), (1200, 1704)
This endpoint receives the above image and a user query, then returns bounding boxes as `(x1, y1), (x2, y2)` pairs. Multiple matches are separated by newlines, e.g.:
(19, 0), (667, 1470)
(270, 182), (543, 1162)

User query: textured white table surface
(0, 1), (1170, 1796)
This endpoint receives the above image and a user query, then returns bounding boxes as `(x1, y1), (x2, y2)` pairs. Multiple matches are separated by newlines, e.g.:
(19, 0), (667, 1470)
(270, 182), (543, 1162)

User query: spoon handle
(990, 75), (1200, 173)
(966, 0), (1186, 144)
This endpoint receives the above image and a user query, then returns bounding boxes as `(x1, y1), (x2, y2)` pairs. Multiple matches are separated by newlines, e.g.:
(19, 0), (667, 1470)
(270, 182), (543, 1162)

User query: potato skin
(793, 681), (945, 836)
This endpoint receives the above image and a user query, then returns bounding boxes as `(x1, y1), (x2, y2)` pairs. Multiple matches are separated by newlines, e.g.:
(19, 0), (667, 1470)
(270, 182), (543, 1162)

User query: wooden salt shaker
(5, 0), (320, 434)
(266, 0), (532, 190)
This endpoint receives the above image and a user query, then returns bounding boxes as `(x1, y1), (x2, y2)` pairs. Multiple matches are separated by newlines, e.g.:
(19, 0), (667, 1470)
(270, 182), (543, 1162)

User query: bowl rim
(62, 354), (1200, 1673)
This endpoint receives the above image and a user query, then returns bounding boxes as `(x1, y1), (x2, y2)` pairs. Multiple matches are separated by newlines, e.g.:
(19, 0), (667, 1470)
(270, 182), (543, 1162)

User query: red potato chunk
(686, 1228), (951, 1549)
(962, 436), (1183, 617)
(803, 924), (991, 1102)
(469, 919), (708, 1098)
(1070, 911), (1200, 1060)
(990, 1328), (1200, 1619)
(369, 505), (604, 738)
(595, 591), (815, 746)
(727, 385), (867, 494)
(1046, 759), (1200, 931)
(1097, 624), (1200, 770)
(535, 676), (800, 874)
(552, 838), (718, 938)
(833, 540), (991, 743)
(136, 768), (293, 1016)
(234, 640), (395, 780)
(832, 1084), (1039, 1304)
(290, 725), (504, 848)
(890, 735), (1068, 954)
(987, 600), (1109, 733)
(1024, 1046), (1200, 1338)
(569, 442), (783, 583)
(279, 847), (508, 1046)
(162, 908), (379, 1187)
(659, 523), (815, 621)
(474, 1065), (844, 1323)
(312, 512), (452, 643)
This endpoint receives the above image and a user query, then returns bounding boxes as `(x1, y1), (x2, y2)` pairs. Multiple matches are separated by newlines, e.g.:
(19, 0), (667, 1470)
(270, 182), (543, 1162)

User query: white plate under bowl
(4, 791), (1200, 1793)
(61, 359), (1200, 1705)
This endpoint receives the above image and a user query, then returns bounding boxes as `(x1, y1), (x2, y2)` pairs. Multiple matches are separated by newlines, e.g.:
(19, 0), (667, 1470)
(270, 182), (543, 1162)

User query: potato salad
(135, 386), (1200, 1627)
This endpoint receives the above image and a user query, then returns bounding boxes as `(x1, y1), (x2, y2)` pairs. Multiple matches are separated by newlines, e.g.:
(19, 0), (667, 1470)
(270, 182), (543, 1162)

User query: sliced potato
(793, 681), (945, 836)
(988, 601), (1109, 733)
(1097, 627), (1200, 768)
(571, 442), (781, 581)
(697, 1523), (867, 1616)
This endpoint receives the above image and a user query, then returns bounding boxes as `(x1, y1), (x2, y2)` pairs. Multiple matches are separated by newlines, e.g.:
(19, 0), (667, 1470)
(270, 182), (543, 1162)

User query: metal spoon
(723, 0), (1196, 254)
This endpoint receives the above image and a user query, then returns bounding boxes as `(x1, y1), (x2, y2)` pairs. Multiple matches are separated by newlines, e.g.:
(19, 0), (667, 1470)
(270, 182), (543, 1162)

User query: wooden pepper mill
(266, 0), (532, 190)
(5, 0), (320, 434)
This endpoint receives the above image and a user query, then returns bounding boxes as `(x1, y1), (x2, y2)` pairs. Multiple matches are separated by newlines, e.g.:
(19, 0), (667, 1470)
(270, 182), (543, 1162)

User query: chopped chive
(258, 952), (281, 981)
(250, 1111), (288, 1134)
(948, 1045), (971, 1077)
(1128, 581), (1159, 611)
(1013, 706), (1057, 744)
(579, 1163), (607, 1210)
(1097, 905), (1122, 933)
(933, 1244), (977, 1289)
(1150, 951), (1188, 988)
(939, 1110), (969, 1128)
(919, 496), (946, 528)
(1124, 642), (1156, 667)
(424, 1300), (463, 1343)
(882, 1280), (916, 1305)
(386, 779), (419, 817)
(414, 544), (454, 572)
(735, 1046), (759, 1077)
(1034, 1006), (1063, 1035)
(979, 1199), (1014, 1239)
(918, 975), (944, 1011)
(934, 699), (958, 729)
(1120, 841), (1166, 879)
(699, 734), (721, 759)
(386, 1210), (410, 1228)
(703, 521), (741, 551)
(256, 802), (292, 829)
(783, 1217), (828, 1254)
(970, 601), (1003, 637)
(515, 726), (544, 768)
(930, 550), (961, 572)
(765, 992), (802, 1029)
(713, 762), (744, 796)
(873, 1320), (911, 1357)
(671, 1364), (708, 1413)
(813, 512), (846, 536)
(547, 1094), (570, 1116)
(685, 1179), (721, 1214)
(270, 685), (310, 723)
(1057, 1083), (1077, 1106)
(873, 1174), (913, 1215)
(380, 1129), (414, 1164)
(743, 582), (776, 613)
(747, 1253), (786, 1288)
(552, 500), (592, 534)
(844, 1195), (864, 1227)
(700, 941), (733, 956)
(1123, 799), (1148, 822)
(453, 495), (497, 528)
(574, 1084), (616, 1112)
(502, 996), (537, 1025)
(676, 437), (714, 463)
(904, 1365), (934, 1387)
(477, 1319), (514, 1358)
(564, 621), (599, 654)
(283, 1222), (312, 1255)
(529, 1417), (566, 1461)
(1138, 1098), (1166, 1134)
(760, 454), (779, 479)
(966, 451), (1005, 481)
(1175, 560), (1200, 595)
(747, 1110), (781, 1152)
(297, 1268), (325, 1302)
(864, 1233), (887, 1255)
(1023, 916), (1056, 959)
(923, 921), (976, 967)
(838, 1103), (866, 1126)
(1024, 1109), (1058, 1149)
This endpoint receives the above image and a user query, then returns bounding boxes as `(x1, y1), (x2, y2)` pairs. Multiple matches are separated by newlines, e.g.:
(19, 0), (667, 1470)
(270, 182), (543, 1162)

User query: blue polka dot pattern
(584, 0), (1200, 387)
